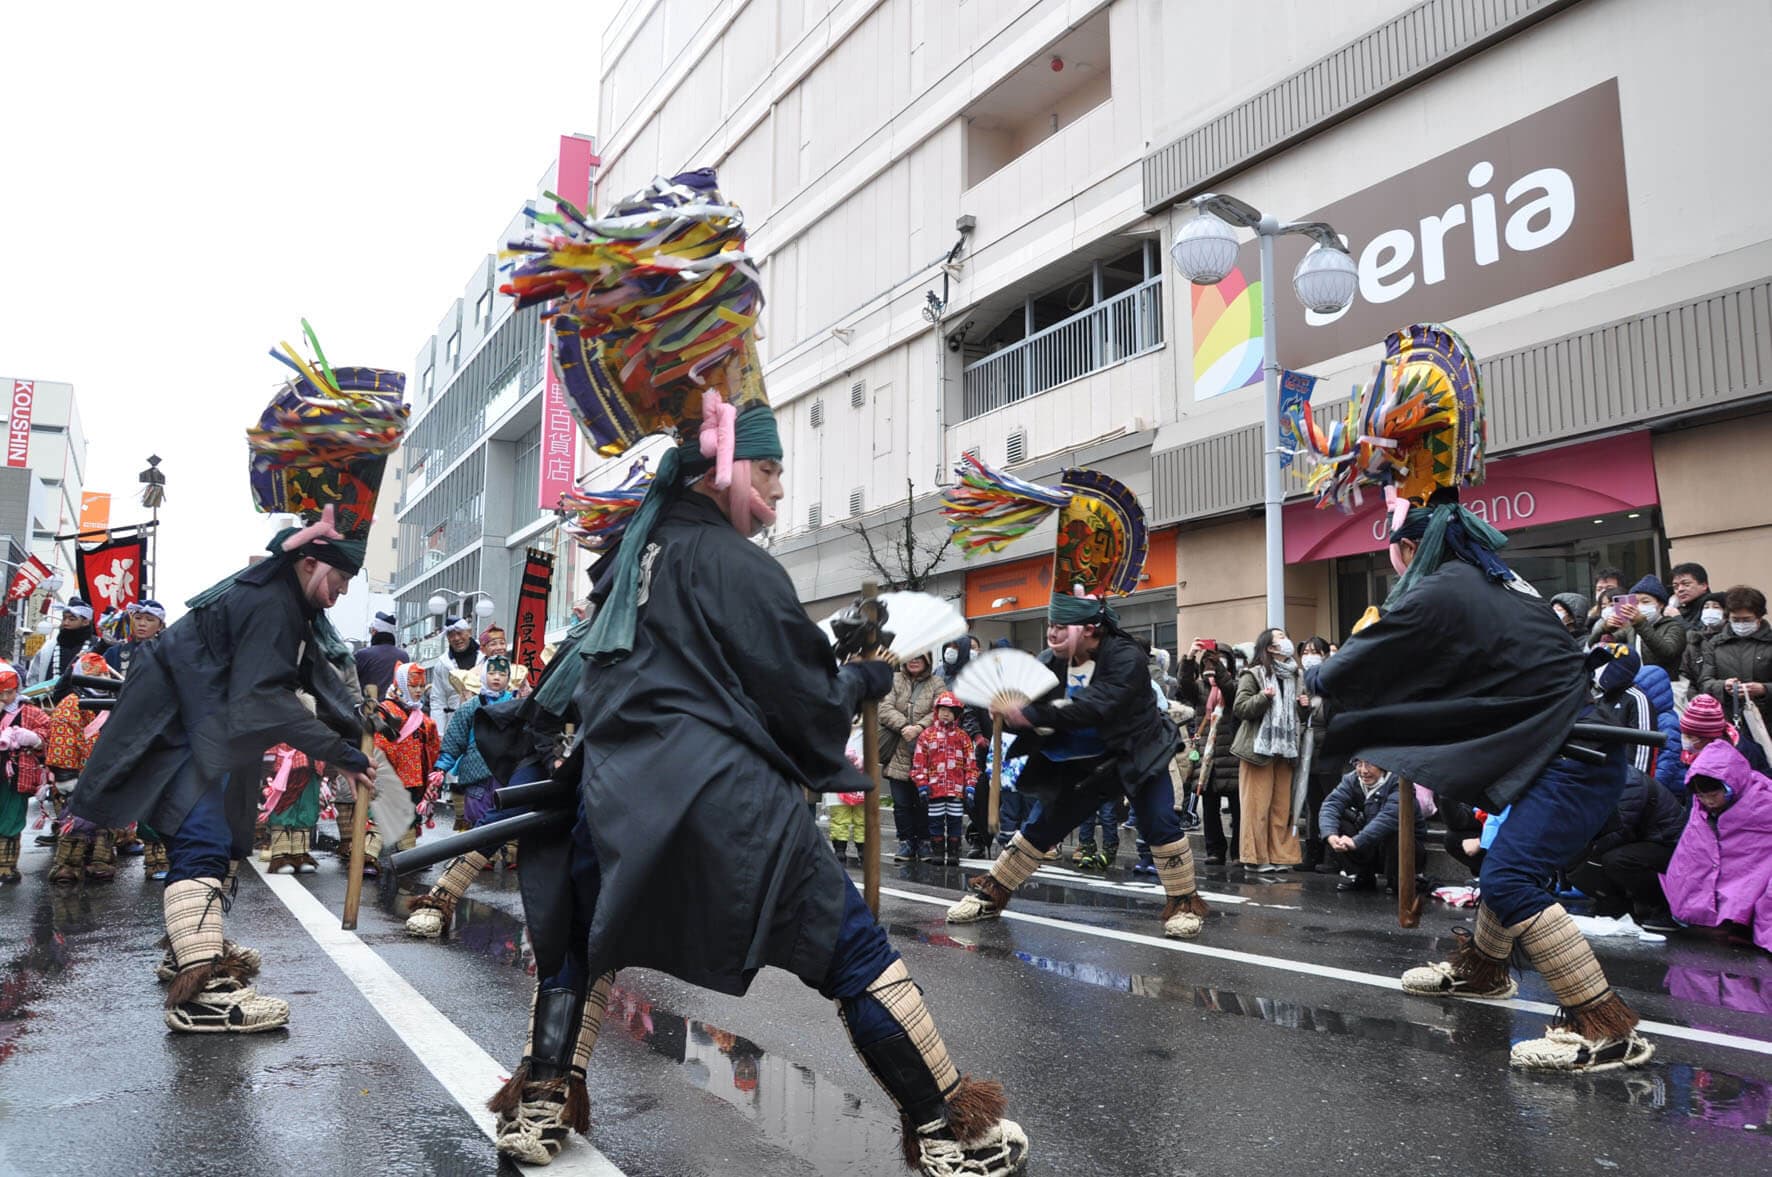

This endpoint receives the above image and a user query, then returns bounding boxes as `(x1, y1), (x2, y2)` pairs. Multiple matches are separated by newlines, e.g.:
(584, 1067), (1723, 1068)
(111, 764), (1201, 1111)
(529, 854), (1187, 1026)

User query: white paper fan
(819, 591), (968, 664)
(953, 648), (1060, 710)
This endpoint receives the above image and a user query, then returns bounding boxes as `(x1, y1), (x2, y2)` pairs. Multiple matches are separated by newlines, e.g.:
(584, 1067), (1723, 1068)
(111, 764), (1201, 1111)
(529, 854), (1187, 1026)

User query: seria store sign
(6, 379), (34, 467)
(1193, 79), (1634, 399)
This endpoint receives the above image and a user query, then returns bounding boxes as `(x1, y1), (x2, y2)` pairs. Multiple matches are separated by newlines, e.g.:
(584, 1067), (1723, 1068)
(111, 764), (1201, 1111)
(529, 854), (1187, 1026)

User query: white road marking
(958, 858), (1252, 904)
(253, 862), (625, 1175)
(880, 884), (1772, 1060)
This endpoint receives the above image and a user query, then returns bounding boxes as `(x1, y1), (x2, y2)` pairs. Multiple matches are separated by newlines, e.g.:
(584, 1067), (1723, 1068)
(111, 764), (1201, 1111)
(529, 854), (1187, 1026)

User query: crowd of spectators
(861, 555), (1772, 956)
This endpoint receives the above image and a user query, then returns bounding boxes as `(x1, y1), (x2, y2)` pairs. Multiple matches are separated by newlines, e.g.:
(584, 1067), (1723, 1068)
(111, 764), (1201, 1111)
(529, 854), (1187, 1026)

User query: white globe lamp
(1292, 244), (1359, 315)
(1169, 211), (1240, 285)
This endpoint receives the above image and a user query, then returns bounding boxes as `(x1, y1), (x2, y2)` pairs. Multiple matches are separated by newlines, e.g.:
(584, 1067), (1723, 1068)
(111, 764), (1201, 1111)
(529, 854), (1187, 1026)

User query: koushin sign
(1193, 79), (1633, 399)
(6, 379), (33, 467)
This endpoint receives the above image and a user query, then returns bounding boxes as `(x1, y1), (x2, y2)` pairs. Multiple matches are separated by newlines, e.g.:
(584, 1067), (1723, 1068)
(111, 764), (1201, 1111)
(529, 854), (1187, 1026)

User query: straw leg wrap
(490, 972), (615, 1163)
(1400, 903), (1520, 999)
(406, 852), (491, 937)
(163, 879), (230, 1008)
(840, 959), (1008, 1167)
(1515, 903), (1639, 1038)
(1152, 839), (1209, 938)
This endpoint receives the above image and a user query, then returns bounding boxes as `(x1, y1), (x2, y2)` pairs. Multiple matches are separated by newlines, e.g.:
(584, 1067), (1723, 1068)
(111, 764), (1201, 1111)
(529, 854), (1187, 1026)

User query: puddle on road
(898, 922), (1772, 1134)
(602, 985), (905, 1176)
(426, 894), (905, 1172)
(378, 871), (1772, 1139)
(0, 892), (93, 1067)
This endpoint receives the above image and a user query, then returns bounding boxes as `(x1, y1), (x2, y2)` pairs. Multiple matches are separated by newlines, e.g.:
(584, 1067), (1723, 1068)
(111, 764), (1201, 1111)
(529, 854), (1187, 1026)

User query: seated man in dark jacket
(1318, 759), (1428, 894)
(1565, 769), (1684, 930)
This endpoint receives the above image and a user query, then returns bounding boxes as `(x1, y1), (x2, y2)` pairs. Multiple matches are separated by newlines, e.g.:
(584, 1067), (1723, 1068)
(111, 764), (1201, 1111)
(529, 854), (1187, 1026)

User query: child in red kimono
(913, 693), (976, 866)
(374, 695), (441, 854)
(0, 662), (51, 884)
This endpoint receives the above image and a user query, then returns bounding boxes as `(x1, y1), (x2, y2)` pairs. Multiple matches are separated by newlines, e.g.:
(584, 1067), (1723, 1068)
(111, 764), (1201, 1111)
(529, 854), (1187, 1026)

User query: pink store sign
(1283, 431), (1659, 564)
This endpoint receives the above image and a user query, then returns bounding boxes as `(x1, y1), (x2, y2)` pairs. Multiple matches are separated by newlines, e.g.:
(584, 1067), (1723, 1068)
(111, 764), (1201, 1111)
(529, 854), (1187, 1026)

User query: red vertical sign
(513, 548), (555, 677)
(537, 135), (601, 513)
(6, 380), (34, 467)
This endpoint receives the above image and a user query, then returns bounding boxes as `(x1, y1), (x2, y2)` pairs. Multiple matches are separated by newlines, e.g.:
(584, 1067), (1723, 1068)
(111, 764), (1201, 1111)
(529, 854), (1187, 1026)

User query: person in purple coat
(1661, 740), (1772, 952)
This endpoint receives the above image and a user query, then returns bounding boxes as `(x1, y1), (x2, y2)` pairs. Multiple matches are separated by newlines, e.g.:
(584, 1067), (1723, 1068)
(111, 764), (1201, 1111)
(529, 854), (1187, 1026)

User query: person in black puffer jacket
(1565, 769), (1685, 927)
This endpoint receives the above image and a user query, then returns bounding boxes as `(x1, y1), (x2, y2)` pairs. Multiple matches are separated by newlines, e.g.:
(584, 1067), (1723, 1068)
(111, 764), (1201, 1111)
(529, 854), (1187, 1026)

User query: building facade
(2, 377), (87, 660)
(392, 145), (600, 662)
(595, 0), (1772, 650)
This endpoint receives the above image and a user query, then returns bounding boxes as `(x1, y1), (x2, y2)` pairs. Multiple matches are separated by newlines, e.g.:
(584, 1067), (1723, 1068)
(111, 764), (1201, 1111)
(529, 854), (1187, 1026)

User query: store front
(1283, 432), (1665, 639)
(965, 529), (1179, 654)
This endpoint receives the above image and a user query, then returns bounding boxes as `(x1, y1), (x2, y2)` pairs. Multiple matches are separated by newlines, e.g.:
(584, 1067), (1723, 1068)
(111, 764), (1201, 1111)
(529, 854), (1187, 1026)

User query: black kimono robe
(1310, 560), (1586, 809)
(70, 559), (368, 848)
(570, 491), (876, 996)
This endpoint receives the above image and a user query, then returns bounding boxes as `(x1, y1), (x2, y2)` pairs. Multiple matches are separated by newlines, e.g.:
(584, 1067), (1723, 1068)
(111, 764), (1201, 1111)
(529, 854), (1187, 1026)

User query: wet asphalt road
(1, 819), (1768, 1177)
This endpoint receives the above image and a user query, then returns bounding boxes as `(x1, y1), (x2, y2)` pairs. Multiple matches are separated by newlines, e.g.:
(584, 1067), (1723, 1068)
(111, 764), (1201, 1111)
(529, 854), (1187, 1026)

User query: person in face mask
(1679, 591), (1729, 688)
(1601, 575), (1686, 676)
(1550, 593), (1591, 644)
(1674, 693), (1771, 784)
(1229, 628), (1308, 873)
(1698, 585), (1772, 727)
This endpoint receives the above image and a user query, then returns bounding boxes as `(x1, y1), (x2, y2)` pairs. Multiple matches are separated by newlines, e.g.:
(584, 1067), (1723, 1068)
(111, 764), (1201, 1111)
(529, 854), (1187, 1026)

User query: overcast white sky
(0, 1), (614, 610)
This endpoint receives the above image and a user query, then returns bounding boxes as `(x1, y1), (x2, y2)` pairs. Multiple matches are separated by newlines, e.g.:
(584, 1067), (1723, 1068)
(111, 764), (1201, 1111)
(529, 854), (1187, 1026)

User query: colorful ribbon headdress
(1283, 321), (1486, 526)
(501, 169), (780, 662)
(247, 319), (409, 568)
(941, 453), (1150, 621)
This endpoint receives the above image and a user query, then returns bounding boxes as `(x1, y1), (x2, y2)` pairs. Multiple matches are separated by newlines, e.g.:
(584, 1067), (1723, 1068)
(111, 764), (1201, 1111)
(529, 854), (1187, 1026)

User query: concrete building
(393, 144), (599, 663)
(591, 0), (1772, 651)
(2, 377), (87, 574)
(2, 377), (86, 660)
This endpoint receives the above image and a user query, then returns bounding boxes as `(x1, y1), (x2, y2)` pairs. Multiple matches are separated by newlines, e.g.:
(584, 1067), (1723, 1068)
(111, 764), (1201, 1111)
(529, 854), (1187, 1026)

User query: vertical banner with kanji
(514, 547), (555, 679)
(537, 329), (577, 511)
(75, 535), (147, 614)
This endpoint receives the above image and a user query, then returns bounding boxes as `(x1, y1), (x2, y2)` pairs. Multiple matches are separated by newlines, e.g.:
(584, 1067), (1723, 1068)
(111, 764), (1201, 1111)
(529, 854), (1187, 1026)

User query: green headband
(1048, 593), (1118, 626)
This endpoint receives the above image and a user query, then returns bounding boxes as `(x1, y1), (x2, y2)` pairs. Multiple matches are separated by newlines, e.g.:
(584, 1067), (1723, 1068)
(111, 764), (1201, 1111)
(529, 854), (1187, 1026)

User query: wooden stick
(341, 686), (379, 931)
(859, 581), (883, 918)
(988, 715), (1003, 836)
(1396, 773), (1422, 929)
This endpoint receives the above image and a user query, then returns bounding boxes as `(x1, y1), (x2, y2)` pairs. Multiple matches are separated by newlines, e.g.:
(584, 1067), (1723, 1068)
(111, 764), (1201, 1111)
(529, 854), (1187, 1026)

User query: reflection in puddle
(430, 895), (902, 1171)
(0, 893), (88, 1068)
(900, 923), (1772, 1134)
(604, 987), (902, 1176)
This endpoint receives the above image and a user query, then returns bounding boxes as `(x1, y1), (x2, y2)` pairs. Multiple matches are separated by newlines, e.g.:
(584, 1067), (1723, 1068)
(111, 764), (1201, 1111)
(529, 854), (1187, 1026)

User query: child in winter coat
(830, 731), (869, 863)
(913, 692), (975, 865)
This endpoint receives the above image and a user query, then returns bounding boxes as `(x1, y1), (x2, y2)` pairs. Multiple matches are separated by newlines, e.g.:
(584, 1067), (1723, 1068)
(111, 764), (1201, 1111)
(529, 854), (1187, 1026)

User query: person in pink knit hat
(1678, 694), (1771, 786)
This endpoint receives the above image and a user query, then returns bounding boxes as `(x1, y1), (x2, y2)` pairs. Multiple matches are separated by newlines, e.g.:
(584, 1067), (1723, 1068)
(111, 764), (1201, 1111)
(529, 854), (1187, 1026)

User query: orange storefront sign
(964, 528), (1177, 617)
(78, 491), (111, 533)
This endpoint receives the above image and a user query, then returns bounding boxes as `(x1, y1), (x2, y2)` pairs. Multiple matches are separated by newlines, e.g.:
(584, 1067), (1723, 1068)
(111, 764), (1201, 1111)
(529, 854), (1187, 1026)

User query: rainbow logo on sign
(1191, 265), (1264, 400)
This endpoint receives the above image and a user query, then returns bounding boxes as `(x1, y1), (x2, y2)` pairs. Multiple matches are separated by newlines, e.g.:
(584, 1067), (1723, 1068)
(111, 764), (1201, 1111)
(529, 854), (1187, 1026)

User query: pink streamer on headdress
(281, 504), (344, 552)
(699, 391), (737, 491)
(1383, 485), (1410, 535)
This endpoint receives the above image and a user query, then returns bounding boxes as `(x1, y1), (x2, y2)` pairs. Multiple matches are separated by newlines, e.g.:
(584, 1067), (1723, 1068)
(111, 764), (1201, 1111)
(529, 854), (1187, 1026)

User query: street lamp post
(1170, 193), (1359, 630)
(426, 588), (497, 632)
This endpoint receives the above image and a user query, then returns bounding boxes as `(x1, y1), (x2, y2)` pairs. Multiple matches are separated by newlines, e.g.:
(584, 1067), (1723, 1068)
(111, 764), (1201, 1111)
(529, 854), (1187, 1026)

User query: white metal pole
(1258, 224), (1285, 631)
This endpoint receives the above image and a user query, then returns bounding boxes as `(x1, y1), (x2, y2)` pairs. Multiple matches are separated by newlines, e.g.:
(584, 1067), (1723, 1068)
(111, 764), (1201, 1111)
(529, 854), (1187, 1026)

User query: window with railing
(961, 275), (1163, 420)
(401, 304), (544, 509)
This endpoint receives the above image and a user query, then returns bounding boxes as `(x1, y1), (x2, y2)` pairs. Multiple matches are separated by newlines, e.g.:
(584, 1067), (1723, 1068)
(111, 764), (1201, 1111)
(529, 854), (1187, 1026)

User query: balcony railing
(961, 276), (1164, 420)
